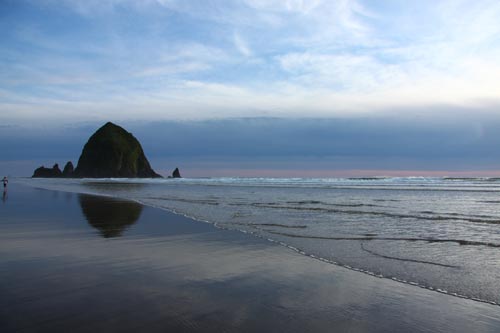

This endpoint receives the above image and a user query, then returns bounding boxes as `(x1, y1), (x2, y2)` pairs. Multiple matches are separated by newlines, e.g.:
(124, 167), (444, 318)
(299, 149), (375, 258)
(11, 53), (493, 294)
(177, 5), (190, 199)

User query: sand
(1, 183), (499, 332)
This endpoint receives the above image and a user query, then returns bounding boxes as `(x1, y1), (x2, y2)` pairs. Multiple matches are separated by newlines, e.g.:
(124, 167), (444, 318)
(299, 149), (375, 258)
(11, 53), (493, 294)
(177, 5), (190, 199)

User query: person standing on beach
(2, 177), (7, 203)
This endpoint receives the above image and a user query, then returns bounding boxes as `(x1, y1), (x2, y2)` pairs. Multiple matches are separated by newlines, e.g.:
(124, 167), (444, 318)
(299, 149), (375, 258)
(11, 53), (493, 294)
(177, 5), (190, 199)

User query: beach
(1, 183), (500, 332)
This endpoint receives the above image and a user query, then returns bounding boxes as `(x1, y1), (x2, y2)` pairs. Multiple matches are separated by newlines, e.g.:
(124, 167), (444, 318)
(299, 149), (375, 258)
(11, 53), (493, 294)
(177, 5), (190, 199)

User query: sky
(1, 0), (500, 177)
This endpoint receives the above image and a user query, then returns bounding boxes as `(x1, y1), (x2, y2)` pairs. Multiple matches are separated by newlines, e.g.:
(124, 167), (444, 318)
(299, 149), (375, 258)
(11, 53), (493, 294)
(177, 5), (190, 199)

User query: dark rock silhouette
(73, 122), (162, 178)
(62, 161), (74, 177)
(32, 163), (62, 178)
(78, 194), (142, 238)
(172, 167), (181, 178)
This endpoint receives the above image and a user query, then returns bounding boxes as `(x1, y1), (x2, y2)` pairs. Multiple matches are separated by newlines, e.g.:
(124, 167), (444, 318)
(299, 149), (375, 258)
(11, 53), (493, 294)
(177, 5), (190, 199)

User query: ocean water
(19, 177), (500, 305)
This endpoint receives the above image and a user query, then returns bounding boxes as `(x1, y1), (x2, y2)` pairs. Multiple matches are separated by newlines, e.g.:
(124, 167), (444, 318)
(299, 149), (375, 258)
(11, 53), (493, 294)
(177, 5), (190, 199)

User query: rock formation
(32, 163), (62, 178)
(32, 122), (165, 178)
(73, 122), (161, 178)
(172, 167), (181, 178)
(62, 161), (74, 177)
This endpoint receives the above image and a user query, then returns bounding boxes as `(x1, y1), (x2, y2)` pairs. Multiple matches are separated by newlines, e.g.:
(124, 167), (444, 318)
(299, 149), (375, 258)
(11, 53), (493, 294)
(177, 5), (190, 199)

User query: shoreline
(1, 183), (500, 331)
(18, 177), (500, 306)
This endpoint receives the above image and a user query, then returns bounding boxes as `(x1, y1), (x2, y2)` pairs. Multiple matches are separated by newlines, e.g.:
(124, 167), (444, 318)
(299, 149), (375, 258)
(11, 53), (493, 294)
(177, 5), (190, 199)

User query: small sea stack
(32, 163), (62, 178)
(62, 161), (74, 177)
(172, 167), (181, 178)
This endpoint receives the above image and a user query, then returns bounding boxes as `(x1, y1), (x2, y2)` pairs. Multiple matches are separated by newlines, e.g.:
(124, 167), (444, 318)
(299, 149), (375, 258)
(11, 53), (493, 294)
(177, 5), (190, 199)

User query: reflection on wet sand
(78, 194), (142, 238)
(83, 181), (146, 194)
(1, 185), (500, 332)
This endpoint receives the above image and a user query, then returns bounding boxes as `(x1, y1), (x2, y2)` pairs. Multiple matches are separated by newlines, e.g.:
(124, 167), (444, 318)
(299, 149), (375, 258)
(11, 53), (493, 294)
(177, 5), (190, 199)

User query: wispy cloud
(1, 0), (500, 125)
(233, 32), (252, 57)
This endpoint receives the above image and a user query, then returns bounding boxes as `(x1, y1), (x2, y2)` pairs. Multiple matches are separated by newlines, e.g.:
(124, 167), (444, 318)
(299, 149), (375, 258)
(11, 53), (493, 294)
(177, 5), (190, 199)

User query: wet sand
(1, 184), (499, 332)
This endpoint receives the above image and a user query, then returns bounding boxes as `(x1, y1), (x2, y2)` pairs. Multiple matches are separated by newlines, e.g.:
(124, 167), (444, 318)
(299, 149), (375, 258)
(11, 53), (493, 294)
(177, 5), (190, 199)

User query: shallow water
(20, 177), (500, 305)
(2, 185), (500, 332)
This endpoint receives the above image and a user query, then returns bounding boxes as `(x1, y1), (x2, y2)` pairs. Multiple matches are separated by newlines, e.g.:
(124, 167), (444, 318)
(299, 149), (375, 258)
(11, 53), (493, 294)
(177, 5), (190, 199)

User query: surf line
(263, 230), (500, 249)
(360, 242), (460, 269)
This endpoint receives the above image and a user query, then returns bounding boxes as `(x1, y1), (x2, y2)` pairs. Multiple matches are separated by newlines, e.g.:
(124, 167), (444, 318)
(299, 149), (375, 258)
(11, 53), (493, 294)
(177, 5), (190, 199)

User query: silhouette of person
(2, 177), (8, 203)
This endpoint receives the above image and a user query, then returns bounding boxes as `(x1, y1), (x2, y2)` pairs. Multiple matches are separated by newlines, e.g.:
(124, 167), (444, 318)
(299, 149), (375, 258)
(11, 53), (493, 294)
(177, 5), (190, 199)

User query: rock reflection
(83, 181), (146, 195)
(78, 194), (143, 238)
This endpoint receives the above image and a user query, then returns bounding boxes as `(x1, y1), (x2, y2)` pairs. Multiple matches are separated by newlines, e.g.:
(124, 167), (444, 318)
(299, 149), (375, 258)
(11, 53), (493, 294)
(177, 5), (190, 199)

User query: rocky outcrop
(31, 122), (165, 179)
(32, 163), (62, 178)
(172, 167), (181, 178)
(73, 122), (162, 178)
(62, 161), (74, 177)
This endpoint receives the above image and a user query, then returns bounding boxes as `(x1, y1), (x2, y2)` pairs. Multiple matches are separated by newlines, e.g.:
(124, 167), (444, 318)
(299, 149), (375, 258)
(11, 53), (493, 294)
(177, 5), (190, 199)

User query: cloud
(1, 0), (500, 125)
(233, 32), (252, 57)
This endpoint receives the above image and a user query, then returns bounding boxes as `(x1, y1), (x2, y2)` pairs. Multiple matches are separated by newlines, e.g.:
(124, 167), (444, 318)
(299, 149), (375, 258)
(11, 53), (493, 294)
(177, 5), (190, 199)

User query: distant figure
(2, 177), (7, 203)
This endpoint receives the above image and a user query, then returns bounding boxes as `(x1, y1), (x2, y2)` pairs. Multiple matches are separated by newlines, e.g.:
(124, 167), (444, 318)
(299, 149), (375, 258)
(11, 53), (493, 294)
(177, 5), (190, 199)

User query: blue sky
(1, 0), (500, 176)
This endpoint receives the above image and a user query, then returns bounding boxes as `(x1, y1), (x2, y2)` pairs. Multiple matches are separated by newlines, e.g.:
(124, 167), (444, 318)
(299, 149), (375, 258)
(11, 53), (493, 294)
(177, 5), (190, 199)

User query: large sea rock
(73, 122), (162, 178)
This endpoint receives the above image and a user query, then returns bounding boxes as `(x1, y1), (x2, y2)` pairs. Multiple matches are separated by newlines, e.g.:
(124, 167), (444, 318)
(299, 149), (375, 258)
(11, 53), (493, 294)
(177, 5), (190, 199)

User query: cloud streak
(1, 0), (500, 125)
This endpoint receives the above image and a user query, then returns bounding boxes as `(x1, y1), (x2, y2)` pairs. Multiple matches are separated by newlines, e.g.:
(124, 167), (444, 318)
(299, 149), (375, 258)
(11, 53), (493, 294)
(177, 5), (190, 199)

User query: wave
(360, 242), (459, 268)
(232, 222), (308, 229)
(444, 177), (500, 182)
(285, 200), (381, 208)
(146, 196), (220, 206)
(22, 177), (500, 195)
(72, 176), (499, 183)
(263, 230), (500, 248)
(249, 203), (500, 224)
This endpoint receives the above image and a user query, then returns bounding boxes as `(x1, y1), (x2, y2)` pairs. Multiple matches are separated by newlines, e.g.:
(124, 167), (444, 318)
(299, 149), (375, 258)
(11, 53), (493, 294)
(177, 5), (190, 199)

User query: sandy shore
(1, 184), (499, 332)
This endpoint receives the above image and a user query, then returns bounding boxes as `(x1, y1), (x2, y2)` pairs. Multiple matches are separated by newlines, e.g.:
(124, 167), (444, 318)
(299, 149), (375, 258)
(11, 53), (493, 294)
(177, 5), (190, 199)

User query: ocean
(19, 176), (500, 306)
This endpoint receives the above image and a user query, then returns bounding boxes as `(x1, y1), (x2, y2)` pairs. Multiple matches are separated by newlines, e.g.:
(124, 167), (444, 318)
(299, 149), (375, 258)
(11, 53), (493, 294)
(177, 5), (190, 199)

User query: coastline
(1, 183), (500, 332)
(19, 176), (500, 305)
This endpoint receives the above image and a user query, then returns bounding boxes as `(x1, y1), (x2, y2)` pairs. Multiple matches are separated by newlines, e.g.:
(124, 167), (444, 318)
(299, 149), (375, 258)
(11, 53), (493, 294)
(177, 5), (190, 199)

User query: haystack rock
(73, 122), (162, 178)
